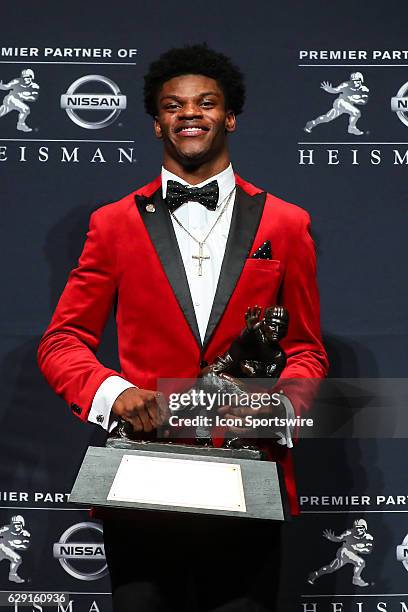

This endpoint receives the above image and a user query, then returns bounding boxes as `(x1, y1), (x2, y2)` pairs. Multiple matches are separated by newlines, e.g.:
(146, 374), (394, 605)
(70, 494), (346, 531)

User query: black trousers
(103, 511), (282, 612)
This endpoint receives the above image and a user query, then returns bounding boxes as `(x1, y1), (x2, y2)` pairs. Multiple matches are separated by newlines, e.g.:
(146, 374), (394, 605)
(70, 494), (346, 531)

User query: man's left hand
(217, 394), (284, 436)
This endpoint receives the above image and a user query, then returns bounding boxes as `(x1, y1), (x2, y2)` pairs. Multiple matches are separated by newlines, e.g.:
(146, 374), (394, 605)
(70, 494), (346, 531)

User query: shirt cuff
(275, 392), (294, 448)
(88, 376), (136, 432)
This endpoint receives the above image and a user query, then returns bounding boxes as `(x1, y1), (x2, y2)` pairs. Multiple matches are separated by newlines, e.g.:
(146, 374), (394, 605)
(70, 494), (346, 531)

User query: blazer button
(70, 403), (81, 415)
(200, 360), (208, 368)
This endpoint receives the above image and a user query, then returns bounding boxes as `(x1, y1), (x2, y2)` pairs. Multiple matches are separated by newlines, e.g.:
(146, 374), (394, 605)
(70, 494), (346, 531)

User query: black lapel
(135, 188), (202, 348)
(203, 185), (267, 349)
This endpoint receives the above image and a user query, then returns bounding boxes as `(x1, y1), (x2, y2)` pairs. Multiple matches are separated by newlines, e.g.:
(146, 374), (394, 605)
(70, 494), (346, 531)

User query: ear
(154, 117), (163, 139)
(225, 110), (236, 133)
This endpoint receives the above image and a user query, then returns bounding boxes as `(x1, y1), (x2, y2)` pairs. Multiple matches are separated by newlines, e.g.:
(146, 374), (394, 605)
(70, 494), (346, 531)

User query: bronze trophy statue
(187, 305), (289, 448)
(206, 304), (288, 380)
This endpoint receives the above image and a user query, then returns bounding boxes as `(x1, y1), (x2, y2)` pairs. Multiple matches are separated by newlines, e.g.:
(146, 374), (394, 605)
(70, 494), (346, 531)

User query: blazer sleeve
(37, 209), (122, 421)
(277, 209), (329, 416)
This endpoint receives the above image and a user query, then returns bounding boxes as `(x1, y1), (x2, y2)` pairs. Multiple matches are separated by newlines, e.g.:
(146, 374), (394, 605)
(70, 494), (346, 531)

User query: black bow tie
(166, 180), (219, 212)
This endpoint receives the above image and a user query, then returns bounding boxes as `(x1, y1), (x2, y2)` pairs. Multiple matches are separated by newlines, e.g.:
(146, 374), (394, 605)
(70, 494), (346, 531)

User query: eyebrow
(159, 91), (221, 102)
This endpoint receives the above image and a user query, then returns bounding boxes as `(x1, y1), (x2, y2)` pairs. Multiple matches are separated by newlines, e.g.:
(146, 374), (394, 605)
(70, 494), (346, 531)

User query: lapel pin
(145, 203), (156, 213)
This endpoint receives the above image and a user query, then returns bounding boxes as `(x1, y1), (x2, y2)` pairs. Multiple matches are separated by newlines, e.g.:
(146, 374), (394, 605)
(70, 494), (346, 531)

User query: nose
(179, 101), (203, 119)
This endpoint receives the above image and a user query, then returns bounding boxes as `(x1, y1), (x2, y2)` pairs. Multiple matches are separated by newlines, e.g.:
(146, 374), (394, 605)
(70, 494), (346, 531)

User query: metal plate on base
(107, 453), (247, 512)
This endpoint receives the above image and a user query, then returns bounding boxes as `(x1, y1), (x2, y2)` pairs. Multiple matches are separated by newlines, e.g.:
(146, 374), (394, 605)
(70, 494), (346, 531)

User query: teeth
(180, 127), (204, 132)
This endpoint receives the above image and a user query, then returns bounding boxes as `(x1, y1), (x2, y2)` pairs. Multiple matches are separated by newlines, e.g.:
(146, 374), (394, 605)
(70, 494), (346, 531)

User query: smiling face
(154, 74), (236, 181)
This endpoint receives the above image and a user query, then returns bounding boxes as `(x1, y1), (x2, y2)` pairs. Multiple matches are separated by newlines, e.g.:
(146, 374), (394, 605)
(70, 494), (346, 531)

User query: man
(38, 44), (328, 611)
(0, 69), (39, 132)
(304, 72), (369, 136)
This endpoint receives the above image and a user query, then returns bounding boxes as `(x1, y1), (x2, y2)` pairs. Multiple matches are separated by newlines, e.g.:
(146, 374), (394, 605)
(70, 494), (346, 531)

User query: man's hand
(218, 400), (252, 434)
(217, 392), (284, 436)
(112, 388), (169, 433)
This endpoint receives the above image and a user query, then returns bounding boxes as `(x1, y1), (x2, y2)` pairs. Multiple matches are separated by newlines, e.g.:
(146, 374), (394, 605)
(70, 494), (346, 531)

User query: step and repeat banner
(1, 1), (407, 611)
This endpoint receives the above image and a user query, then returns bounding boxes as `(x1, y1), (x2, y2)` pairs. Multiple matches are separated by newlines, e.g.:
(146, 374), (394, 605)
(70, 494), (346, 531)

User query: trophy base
(70, 442), (289, 521)
(105, 437), (264, 460)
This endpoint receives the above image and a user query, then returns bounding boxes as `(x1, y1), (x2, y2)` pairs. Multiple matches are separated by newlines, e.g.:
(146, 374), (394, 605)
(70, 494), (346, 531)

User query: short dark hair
(143, 43), (245, 117)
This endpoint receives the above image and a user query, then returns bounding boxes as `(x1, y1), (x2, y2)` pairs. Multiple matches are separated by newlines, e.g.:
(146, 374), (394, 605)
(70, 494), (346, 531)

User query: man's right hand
(112, 388), (168, 433)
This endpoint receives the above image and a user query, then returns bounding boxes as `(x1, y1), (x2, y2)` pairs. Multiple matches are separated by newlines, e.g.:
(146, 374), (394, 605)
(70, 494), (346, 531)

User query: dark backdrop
(1, 1), (407, 610)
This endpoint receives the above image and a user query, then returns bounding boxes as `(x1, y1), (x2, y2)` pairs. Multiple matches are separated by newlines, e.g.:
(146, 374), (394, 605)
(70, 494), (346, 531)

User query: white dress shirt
(164, 164), (236, 341)
(87, 165), (293, 447)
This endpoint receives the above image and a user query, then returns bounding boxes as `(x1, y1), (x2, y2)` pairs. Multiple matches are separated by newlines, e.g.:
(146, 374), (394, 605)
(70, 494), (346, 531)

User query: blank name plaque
(107, 454), (246, 512)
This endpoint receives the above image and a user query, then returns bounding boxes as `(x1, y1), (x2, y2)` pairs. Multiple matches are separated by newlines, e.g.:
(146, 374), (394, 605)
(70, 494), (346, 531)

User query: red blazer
(38, 174), (328, 515)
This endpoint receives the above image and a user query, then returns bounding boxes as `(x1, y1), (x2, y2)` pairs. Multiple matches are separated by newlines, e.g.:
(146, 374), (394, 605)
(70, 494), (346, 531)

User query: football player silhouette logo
(0, 515), (31, 583)
(308, 519), (373, 587)
(0, 69), (39, 132)
(304, 72), (369, 136)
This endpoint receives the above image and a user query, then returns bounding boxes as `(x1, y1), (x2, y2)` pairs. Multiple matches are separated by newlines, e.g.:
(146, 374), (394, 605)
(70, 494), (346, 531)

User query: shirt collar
(161, 164), (235, 207)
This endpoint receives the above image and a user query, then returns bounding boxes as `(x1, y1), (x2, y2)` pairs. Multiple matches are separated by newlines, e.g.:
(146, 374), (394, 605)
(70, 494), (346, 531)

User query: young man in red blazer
(38, 44), (328, 611)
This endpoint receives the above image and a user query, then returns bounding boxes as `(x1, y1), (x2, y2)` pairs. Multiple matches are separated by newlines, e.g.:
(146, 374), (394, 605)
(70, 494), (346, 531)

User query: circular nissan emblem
(396, 533), (408, 572)
(53, 521), (108, 581)
(60, 75), (127, 130)
(391, 81), (408, 128)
